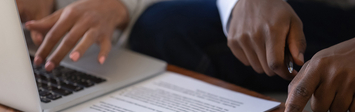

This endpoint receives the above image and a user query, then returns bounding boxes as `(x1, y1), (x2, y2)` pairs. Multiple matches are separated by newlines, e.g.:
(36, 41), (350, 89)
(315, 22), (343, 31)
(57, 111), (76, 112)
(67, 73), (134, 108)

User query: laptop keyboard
(30, 57), (107, 103)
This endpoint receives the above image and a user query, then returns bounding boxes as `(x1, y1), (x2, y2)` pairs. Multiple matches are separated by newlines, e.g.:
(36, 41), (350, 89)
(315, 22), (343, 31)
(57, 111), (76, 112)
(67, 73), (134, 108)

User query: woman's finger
(35, 9), (76, 66)
(45, 16), (91, 71)
(30, 30), (43, 46)
(97, 36), (112, 65)
(70, 28), (98, 62)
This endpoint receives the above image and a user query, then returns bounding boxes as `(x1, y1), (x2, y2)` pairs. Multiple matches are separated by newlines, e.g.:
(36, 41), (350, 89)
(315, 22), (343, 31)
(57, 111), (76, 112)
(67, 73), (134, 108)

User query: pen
(285, 45), (293, 73)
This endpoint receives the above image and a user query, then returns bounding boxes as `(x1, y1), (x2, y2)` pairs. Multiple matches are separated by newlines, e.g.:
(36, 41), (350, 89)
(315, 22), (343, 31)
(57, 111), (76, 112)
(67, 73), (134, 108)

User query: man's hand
(25, 0), (129, 71)
(16, 0), (54, 45)
(228, 0), (306, 80)
(285, 38), (355, 112)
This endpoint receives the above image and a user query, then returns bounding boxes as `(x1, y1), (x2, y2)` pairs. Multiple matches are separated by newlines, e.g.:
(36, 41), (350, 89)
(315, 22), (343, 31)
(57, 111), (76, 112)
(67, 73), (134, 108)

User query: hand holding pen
(227, 0), (306, 80)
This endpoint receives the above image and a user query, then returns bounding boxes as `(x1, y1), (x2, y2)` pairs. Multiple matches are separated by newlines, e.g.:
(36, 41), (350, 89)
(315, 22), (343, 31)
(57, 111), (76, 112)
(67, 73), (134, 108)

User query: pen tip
(288, 68), (293, 73)
(288, 62), (293, 73)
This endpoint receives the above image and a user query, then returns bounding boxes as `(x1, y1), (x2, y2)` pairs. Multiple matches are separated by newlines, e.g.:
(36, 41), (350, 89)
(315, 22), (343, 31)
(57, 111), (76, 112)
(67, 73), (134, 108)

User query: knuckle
(329, 66), (342, 78)
(250, 29), (263, 41)
(264, 24), (277, 36)
(236, 33), (250, 43)
(311, 56), (329, 68)
(64, 6), (80, 17)
(268, 60), (283, 71)
(294, 86), (310, 98)
(227, 36), (241, 48)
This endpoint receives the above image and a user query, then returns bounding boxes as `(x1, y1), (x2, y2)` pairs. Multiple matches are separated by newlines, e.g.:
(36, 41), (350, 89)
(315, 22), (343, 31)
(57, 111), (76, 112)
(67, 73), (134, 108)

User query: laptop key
(58, 81), (84, 92)
(46, 93), (62, 100)
(40, 96), (51, 103)
(35, 73), (49, 81)
(38, 82), (50, 90)
(50, 86), (73, 96)
(39, 82), (73, 96)
(32, 61), (107, 101)
(39, 90), (51, 96)
(60, 68), (75, 74)
(48, 77), (60, 85)
(69, 79), (95, 87)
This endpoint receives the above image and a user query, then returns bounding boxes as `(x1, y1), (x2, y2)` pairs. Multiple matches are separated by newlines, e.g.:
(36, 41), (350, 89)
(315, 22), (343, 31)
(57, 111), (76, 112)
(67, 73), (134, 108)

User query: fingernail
(45, 61), (55, 71)
(99, 56), (106, 65)
(298, 53), (304, 63)
(34, 56), (43, 66)
(70, 52), (80, 62)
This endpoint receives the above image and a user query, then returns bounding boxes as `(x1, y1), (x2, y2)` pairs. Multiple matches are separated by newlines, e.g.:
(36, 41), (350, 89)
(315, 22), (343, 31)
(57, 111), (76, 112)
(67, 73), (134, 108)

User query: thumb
(287, 16), (306, 66)
(25, 9), (63, 33)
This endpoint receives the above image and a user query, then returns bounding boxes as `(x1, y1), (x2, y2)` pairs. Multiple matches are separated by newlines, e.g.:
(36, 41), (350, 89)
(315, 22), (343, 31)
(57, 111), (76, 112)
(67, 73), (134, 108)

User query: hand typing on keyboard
(25, 0), (129, 71)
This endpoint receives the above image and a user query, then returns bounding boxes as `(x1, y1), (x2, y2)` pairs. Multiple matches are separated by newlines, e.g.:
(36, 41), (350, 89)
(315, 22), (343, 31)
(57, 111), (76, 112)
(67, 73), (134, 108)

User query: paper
(63, 72), (280, 112)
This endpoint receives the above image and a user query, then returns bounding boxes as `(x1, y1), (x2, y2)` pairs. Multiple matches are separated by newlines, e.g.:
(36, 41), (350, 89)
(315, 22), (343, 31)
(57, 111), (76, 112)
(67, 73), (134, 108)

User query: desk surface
(0, 64), (285, 112)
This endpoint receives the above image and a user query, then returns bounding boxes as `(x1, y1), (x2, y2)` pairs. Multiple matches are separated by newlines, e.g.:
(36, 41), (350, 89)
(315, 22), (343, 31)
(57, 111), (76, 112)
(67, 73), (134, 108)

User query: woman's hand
(26, 0), (129, 71)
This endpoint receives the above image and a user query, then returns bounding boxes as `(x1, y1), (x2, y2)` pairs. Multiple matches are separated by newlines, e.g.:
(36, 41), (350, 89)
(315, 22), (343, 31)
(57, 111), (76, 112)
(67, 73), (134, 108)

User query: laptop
(0, 0), (167, 112)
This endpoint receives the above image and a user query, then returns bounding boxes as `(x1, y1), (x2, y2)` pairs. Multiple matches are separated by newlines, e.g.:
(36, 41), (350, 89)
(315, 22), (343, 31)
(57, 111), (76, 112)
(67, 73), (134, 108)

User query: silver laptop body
(0, 0), (167, 112)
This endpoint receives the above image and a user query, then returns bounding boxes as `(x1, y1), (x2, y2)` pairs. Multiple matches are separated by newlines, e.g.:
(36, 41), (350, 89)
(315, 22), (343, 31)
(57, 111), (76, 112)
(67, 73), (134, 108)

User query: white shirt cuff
(217, 0), (239, 36)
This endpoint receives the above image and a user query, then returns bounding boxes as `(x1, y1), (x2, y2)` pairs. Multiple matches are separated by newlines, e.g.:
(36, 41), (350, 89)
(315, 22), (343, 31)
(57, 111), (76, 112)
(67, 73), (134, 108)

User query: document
(63, 72), (280, 112)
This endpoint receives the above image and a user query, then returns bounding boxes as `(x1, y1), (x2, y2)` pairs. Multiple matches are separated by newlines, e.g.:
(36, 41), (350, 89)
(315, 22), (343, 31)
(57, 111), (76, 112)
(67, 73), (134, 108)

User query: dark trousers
(129, 0), (355, 92)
